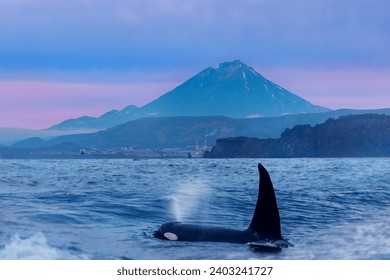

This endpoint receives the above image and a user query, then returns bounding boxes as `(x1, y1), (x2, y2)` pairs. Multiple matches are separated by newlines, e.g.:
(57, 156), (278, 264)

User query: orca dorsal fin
(248, 163), (282, 239)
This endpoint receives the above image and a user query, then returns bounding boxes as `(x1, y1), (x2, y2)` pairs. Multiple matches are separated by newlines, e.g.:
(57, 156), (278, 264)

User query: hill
(51, 105), (138, 130)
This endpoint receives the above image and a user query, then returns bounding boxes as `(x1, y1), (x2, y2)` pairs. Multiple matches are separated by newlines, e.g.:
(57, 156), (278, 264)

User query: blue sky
(0, 0), (389, 128)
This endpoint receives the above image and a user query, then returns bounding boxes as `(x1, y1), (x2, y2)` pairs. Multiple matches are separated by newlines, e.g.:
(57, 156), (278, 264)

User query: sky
(0, 0), (389, 129)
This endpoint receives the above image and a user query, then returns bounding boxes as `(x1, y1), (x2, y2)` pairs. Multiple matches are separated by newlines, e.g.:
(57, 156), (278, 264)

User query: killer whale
(154, 163), (293, 248)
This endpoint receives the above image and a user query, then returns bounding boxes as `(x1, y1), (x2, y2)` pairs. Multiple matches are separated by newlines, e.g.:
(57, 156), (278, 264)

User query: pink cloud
(1, 67), (389, 129)
(0, 80), (177, 129)
(261, 68), (390, 109)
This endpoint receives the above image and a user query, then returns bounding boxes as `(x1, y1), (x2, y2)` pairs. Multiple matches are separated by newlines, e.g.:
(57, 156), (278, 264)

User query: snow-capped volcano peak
(137, 60), (329, 118)
(52, 60), (329, 130)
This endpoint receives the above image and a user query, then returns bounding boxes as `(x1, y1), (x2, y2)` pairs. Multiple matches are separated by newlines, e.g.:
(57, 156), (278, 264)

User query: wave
(291, 212), (390, 260)
(0, 232), (89, 260)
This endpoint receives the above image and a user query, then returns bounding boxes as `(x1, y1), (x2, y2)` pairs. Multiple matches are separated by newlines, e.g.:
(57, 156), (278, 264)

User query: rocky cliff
(204, 114), (390, 158)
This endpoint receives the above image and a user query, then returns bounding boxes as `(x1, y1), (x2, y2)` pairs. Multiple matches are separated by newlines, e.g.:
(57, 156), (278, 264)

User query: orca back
(154, 163), (290, 246)
(248, 163), (282, 239)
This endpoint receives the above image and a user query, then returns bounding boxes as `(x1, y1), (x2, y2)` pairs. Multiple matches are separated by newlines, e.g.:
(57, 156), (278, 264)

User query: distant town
(79, 138), (210, 159)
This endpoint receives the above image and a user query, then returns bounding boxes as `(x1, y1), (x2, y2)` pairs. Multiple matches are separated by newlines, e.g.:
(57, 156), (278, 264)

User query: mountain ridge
(3, 111), (390, 158)
(11, 108), (390, 151)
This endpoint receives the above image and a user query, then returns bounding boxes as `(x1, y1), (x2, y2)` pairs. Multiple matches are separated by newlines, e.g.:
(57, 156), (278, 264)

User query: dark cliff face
(204, 137), (280, 158)
(204, 114), (390, 158)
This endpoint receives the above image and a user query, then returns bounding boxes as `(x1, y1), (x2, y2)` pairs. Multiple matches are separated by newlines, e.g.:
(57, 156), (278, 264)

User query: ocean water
(0, 158), (389, 260)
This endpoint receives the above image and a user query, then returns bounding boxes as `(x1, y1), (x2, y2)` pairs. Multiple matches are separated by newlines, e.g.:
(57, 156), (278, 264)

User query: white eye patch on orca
(164, 232), (178, 241)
